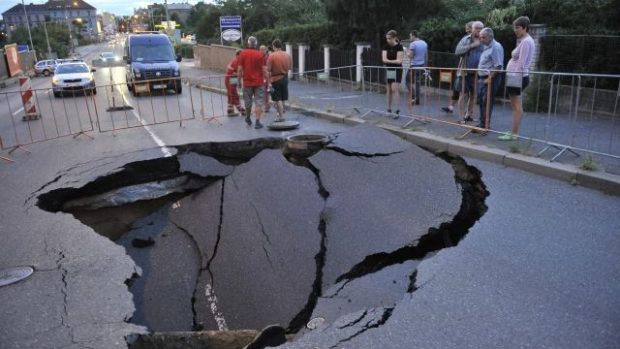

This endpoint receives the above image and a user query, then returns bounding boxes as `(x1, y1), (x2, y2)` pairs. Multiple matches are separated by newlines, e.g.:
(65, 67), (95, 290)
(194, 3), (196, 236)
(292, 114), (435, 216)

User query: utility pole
(42, 20), (52, 58)
(21, 0), (35, 57)
(164, 0), (171, 33)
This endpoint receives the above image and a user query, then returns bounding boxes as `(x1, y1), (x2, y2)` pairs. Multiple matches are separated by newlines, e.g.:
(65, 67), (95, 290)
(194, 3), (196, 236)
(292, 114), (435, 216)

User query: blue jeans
(406, 65), (424, 101)
(478, 74), (502, 128)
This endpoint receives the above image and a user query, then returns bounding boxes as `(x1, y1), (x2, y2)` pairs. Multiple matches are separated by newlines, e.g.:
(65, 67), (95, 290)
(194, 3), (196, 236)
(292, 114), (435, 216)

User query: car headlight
(134, 69), (142, 78)
(52, 77), (59, 84)
(173, 70), (180, 77)
(86, 75), (94, 82)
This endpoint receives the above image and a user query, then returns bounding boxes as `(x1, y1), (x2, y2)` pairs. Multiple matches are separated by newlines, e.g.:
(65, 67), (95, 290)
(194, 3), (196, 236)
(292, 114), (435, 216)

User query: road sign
(220, 16), (241, 29)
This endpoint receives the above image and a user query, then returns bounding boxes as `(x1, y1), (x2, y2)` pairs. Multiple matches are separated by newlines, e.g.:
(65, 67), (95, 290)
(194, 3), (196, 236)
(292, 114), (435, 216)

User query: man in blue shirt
(406, 30), (428, 105)
(477, 27), (504, 130)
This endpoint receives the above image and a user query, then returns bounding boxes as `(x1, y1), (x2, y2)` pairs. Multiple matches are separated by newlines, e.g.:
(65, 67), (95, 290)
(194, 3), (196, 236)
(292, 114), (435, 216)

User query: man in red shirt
(225, 50), (245, 116)
(266, 39), (292, 122)
(237, 36), (268, 129)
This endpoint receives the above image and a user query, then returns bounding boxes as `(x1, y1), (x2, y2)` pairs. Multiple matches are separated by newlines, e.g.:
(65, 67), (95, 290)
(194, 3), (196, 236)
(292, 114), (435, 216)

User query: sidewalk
(185, 60), (620, 196)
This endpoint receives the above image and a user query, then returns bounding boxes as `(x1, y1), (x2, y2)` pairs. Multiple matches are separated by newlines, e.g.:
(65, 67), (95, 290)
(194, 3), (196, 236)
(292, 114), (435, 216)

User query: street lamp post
(21, 0), (35, 56)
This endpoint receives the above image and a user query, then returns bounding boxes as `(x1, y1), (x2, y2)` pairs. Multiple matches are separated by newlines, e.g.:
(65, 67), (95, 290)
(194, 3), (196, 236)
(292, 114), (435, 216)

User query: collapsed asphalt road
(33, 124), (488, 345)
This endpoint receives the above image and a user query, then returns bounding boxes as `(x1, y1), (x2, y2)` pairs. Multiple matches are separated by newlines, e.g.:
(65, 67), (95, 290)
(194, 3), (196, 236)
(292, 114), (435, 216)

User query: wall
(193, 44), (237, 72)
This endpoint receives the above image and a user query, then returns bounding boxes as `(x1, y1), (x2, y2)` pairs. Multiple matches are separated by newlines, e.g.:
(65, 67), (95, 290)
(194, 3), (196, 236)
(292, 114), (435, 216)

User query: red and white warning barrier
(19, 76), (40, 121)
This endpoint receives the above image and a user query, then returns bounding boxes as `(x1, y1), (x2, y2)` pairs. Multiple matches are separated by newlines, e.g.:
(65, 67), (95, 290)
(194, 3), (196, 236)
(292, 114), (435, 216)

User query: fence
(2, 61), (619, 166)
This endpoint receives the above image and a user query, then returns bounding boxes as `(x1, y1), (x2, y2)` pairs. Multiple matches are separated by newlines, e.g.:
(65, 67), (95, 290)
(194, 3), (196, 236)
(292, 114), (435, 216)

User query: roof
(3, 0), (96, 16)
(46, 0), (95, 11)
(2, 3), (48, 15)
(167, 3), (193, 11)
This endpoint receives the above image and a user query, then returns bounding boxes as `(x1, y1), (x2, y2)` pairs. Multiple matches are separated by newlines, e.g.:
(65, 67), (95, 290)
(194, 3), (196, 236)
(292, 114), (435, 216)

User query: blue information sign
(220, 16), (241, 29)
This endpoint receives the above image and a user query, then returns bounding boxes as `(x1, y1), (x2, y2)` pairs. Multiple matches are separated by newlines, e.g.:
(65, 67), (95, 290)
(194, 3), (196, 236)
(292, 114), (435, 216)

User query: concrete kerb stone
(504, 152), (577, 183)
(191, 80), (620, 195)
(575, 170), (620, 196)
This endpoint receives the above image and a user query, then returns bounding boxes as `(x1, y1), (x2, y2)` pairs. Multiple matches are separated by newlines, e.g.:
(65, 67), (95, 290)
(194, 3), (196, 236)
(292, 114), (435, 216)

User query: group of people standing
(382, 16), (536, 140)
(225, 36), (292, 129)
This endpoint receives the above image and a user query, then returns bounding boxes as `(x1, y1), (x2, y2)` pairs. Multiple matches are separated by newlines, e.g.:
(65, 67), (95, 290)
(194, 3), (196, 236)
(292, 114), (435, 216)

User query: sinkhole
(35, 126), (488, 348)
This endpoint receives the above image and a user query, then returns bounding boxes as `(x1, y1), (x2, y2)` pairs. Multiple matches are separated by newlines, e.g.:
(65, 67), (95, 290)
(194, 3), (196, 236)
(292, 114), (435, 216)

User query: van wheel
(92, 88), (97, 95)
(53, 91), (61, 98)
(131, 84), (138, 97)
(175, 81), (182, 94)
(43, 70), (51, 76)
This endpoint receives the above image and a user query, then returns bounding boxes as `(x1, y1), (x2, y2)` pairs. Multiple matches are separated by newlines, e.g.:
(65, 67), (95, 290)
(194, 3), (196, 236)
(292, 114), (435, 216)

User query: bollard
(19, 76), (40, 121)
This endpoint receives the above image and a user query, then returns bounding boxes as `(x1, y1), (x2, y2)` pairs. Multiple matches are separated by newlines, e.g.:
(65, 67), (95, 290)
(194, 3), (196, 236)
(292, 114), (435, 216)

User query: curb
(193, 81), (620, 196)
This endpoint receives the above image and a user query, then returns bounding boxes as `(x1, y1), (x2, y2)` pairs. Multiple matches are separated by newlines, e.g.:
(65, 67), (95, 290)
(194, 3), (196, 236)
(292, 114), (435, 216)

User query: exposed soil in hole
(34, 129), (488, 348)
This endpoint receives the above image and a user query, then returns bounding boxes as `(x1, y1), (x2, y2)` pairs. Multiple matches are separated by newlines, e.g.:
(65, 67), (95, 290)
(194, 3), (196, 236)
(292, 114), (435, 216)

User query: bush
(253, 22), (337, 50)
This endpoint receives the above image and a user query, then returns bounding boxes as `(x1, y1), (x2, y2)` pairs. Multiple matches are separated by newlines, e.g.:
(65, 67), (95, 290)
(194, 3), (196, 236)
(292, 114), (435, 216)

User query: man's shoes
(254, 121), (263, 129)
(387, 109), (392, 114)
(463, 115), (474, 122)
(498, 131), (517, 141)
(441, 106), (453, 113)
(275, 117), (285, 122)
(392, 110), (400, 119)
(227, 110), (239, 117)
(245, 116), (252, 126)
(415, 98), (420, 105)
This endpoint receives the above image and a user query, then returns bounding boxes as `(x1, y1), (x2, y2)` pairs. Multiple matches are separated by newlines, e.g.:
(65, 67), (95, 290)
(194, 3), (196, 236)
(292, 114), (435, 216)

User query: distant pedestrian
(238, 36), (268, 129)
(442, 21), (473, 114)
(381, 30), (404, 118)
(266, 39), (292, 122)
(454, 21), (484, 123)
(477, 27), (504, 130)
(406, 30), (428, 106)
(499, 16), (536, 141)
(225, 50), (245, 116)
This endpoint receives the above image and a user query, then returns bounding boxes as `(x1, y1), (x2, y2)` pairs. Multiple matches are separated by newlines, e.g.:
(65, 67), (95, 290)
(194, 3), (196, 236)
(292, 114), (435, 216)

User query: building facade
(2, 0), (98, 40)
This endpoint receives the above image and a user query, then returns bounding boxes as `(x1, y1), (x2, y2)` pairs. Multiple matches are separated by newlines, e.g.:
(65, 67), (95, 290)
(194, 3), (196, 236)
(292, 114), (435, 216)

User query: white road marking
(205, 282), (228, 330)
(121, 93), (174, 157)
(12, 107), (24, 116)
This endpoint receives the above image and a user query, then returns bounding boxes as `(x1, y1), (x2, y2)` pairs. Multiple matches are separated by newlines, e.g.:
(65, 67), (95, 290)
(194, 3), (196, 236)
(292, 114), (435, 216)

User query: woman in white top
(499, 16), (536, 141)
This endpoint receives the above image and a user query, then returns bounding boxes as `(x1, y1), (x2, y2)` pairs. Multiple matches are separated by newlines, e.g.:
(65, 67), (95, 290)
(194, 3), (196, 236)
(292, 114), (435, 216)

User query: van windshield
(131, 44), (175, 62)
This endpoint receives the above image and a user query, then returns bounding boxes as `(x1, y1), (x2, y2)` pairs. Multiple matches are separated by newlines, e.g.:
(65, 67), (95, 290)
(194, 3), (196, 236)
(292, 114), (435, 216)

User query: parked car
(52, 62), (97, 97)
(34, 59), (59, 76)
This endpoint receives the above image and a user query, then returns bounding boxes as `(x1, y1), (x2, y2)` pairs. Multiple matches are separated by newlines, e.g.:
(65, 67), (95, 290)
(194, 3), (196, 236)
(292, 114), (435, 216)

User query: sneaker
(254, 121), (263, 129)
(227, 111), (238, 117)
(245, 116), (252, 126)
(441, 106), (453, 113)
(392, 110), (400, 119)
(275, 117), (286, 122)
(463, 115), (474, 122)
(387, 109), (392, 114)
(498, 131), (517, 141)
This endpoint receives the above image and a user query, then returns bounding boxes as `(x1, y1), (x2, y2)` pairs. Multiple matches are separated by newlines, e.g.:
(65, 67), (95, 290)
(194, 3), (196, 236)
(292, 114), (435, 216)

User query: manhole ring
(0, 266), (34, 287)
(306, 316), (326, 330)
(267, 120), (300, 130)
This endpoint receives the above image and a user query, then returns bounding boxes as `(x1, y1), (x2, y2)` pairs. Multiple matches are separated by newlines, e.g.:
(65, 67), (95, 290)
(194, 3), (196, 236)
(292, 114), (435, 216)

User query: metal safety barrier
(0, 85), (96, 155)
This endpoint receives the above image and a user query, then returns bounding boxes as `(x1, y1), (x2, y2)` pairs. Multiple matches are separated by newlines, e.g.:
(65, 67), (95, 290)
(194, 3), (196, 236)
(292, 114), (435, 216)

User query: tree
(325, 0), (442, 48)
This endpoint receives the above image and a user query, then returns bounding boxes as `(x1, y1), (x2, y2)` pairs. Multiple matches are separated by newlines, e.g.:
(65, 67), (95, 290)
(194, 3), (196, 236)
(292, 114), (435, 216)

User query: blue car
(124, 33), (182, 96)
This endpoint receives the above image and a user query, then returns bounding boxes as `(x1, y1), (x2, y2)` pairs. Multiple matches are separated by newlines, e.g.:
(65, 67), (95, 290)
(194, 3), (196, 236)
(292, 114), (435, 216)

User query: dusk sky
(1, 0), (208, 18)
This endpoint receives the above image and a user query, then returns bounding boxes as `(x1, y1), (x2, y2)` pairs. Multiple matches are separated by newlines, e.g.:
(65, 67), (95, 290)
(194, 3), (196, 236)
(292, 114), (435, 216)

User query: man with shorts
(454, 21), (484, 123)
(266, 39), (292, 122)
(238, 36), (268, 129)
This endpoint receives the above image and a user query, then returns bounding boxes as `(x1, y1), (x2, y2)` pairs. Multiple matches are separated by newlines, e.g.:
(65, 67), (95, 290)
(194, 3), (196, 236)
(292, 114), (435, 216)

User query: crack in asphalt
(337, 310), (368, 330)
(286, 158), (330, 333)
(332, 151), (488, 287)
(329, 307), (394, 349)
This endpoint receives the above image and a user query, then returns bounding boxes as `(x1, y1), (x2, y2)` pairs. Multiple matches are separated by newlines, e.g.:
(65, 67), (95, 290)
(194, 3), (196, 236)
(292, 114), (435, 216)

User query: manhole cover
(306, 316), (325, 330)
(267, 120), (300, 130)
(0, 266), (34, 287)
